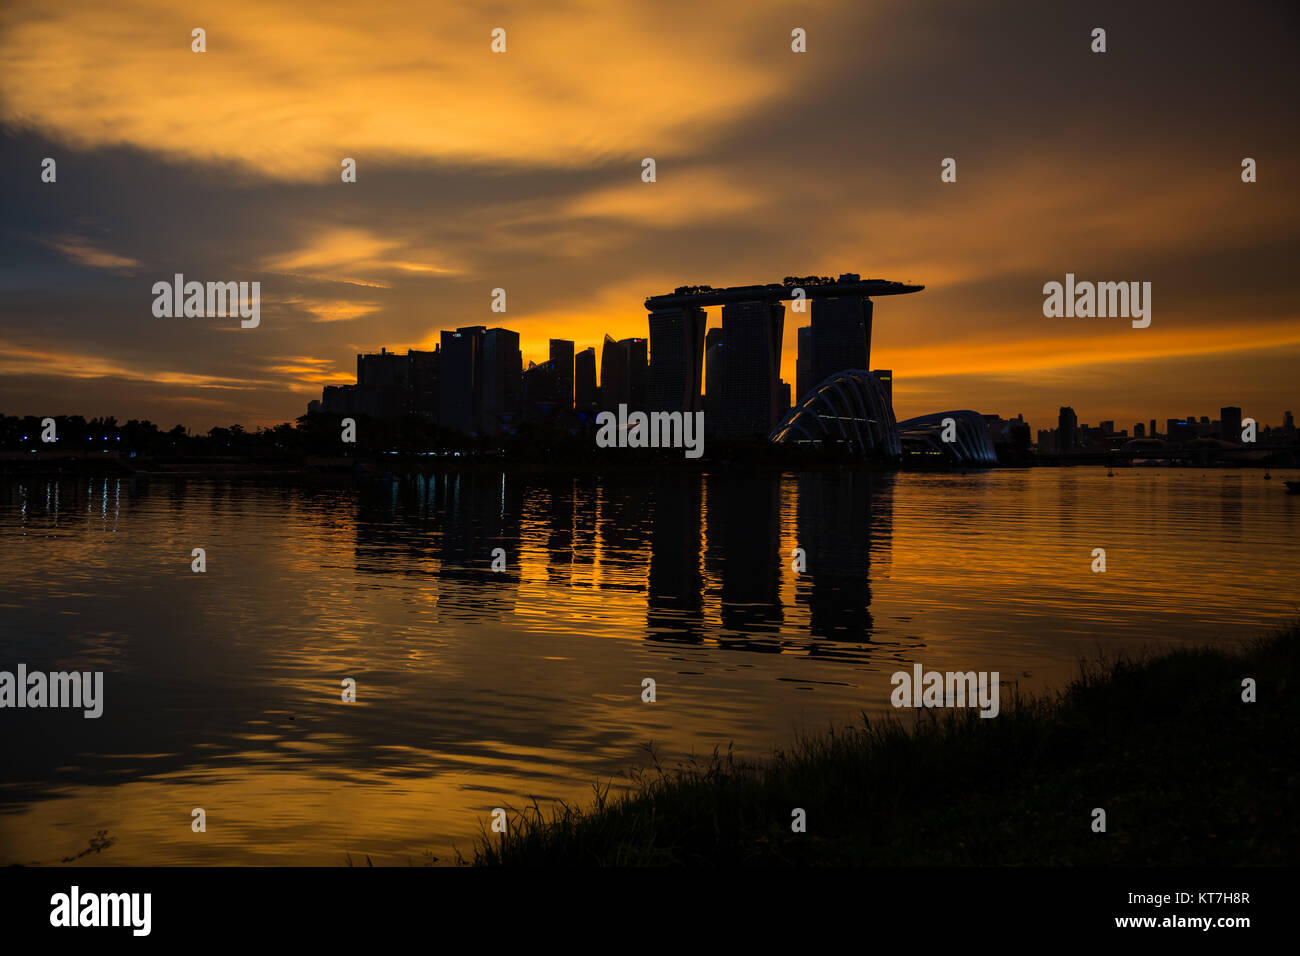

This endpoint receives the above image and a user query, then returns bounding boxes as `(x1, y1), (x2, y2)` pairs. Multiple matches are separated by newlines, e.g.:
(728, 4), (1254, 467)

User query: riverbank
(475, 623), (1298, 865)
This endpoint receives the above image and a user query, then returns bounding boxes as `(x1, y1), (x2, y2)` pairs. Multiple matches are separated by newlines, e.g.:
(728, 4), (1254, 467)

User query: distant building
(1220, 406), (1242, 443)
(522, 359), (559, 414)
(549, 339), (574, 411)
(810, 293), (871, 386)
(795, 326), (812, 402)
(1057, 406), (1077, 453)
(704, 327), (725, 422)
(482, 328), (522, 431)
(1150, 419), (1158, 440)
(779, 380), (791, 413)
(620, 337), (648, 409)
(718, 299), (784, 435)
(1134, 422), (1145, 439)
(1167, 418), (1197, 443)
(574, 347), (597, 412)
(600, 334), (629, 407)
(872, 370), (893, 408)
(646, 305), (706, 414)
(409, 348), (439, 417)
(440, 326), (485, 434)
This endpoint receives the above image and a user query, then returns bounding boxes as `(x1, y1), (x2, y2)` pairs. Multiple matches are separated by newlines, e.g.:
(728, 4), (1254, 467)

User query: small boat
(1286, 480), (1300, 494)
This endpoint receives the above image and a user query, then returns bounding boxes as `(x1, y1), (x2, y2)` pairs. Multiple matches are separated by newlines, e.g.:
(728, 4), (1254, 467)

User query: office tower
(718, 299), (785, 436)
(796, 325), (812, 401)
(439, 326), (485, 434)
(356, 346), (409, 388)
(574, 347), (597, 411)
(1150, 419), (1158, 439)
(600, 334), (629, 407)
(779, 381), (791, 413)
(482, 328), (522, 430)
(704, 327), (725, 421)
(619, 337), (648, 409)
(522, 359), (558, 410)
(810, 295), (871, 385)
(1057, 406), (1077, 453)
(1220, 406), (1242, 442)
(872, 369), (893, 408)
(408, 348), (439, 417)
(549, 338), (574, 411)
(353, 346), (411, 417)
(1100, 420), (1114, 435)
(646, 305), (707, 413)
(1134, 422), (1145, 439)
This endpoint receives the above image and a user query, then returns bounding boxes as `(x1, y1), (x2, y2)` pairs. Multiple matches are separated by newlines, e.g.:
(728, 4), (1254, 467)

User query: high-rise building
(440, 326), (485, 434)
(1220, 406), (1242, 443)
(620, 337), (648, 409)
(549, 339), (574, 411)
(796, 326), (812, 401)
(522, 359), (558, 411)
(600, 334), (629, 407)
(1100, 420), (1115, 435)
(704, 328), (725, 422)
(1150, 419), (1158, 439)
(408, 348), (439, 417)
(357, 346), (409, 388)
(646, 305), (707, 414)
(872, 369), (893, 409)
(482, 328), (522, 430)
(810, 295), (871, 385)
(779, 381), (791, 413)
(353, 347), (412, 417)
(719, 299), (785, 435)
(574, 347), (597, 411)
(1134, 422), (1145, 439)
(1057, 406), (1077, 453)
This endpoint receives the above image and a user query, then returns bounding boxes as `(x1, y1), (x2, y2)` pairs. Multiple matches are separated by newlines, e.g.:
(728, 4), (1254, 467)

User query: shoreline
(473, 623), (1299, 866)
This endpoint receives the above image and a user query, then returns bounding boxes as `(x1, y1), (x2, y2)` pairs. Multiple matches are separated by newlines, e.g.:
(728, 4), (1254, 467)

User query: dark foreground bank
(475, 625), (1299, 865)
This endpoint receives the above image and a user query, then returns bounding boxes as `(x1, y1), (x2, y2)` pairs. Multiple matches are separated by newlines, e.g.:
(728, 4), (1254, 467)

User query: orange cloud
(0, 0), (833, 180)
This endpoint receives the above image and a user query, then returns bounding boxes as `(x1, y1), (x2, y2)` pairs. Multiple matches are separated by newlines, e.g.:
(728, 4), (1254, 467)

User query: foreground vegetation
(476, 625), (1298, 865)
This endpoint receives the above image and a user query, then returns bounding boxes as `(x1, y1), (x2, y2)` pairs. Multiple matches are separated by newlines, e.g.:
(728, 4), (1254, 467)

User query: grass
(474, 623), (1299, 865)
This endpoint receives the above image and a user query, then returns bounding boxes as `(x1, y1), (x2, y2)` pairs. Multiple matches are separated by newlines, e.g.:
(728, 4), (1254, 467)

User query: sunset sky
(1, 0), (1296, 433)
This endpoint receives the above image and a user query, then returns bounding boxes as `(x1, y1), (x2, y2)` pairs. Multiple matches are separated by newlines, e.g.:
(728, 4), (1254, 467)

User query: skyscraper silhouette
(1058, 406), (1078, 453)
(620, 337), (648, 409)
(1220, 406), (1242, 443)
(719, 299), (784, 435)
(482, 328), (522, 431)
(549, 338), (574, 412)
(646, 305), (706, 414)
(440, 326), (485, 433)
(796, 325), (812, 402)
(574, 346), (597, 411)
(600, 334), (629, 407)
(810, 294), (871, 386)
(704, 327), (725, 422)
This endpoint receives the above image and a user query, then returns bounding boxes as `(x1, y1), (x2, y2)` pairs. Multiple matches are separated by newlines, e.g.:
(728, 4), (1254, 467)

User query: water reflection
(1, 468), (1296, 865)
